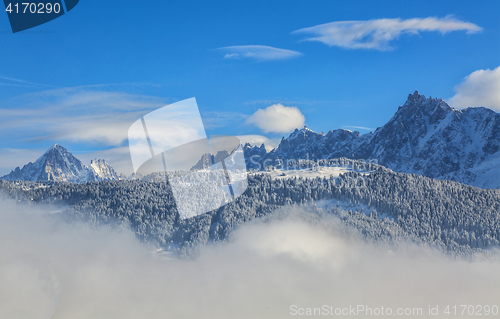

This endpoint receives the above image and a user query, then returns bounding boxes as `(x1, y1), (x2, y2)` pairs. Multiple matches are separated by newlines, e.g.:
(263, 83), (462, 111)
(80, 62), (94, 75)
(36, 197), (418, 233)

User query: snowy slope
(256, 166), (368, 180)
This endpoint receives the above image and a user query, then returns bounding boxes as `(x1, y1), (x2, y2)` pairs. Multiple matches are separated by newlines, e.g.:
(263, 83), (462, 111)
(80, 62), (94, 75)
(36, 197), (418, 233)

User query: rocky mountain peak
(286, 126), (323, 143)
(46, 143), (71, 156)
(398, 91), (453, 125)
(1, 145), (121, 183)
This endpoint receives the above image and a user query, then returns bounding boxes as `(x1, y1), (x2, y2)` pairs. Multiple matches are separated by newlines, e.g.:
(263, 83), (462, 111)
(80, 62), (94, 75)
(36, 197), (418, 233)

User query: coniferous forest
(2, 158), (499, 259)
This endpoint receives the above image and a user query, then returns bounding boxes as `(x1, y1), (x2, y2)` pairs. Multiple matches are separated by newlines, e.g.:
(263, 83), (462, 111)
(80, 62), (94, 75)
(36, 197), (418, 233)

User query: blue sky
(0, 0), (499, 174)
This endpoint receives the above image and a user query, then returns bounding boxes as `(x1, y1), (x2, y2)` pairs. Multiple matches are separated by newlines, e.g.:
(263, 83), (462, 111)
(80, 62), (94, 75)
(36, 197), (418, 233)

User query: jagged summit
(45, 144), (76, 157)
(47, 143), (71, 154)
(287, 125), (321, 140)
(89, 159), (120, 181)
(406, 90), (424, 102)
(245, 91), (500, 189)
(398, 91), (453, 124)
(1, 145), (121, 183)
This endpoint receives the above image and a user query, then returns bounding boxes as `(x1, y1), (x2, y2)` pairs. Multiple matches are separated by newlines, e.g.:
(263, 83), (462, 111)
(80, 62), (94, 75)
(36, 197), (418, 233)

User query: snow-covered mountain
(246, 91), (500, 189)
(1, 144), (120, 183)
(89, 159), (120, 181)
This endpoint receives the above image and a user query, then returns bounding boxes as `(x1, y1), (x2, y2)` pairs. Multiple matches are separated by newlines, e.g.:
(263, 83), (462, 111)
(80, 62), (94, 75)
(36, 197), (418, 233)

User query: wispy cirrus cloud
(217, 45), (302, 61)
(0, 87), (172, 175)
(0, 87), (168, 147)
(0, 75), (59, 88)
(293, 16), (482, 51)
(341, 125), (374, 132)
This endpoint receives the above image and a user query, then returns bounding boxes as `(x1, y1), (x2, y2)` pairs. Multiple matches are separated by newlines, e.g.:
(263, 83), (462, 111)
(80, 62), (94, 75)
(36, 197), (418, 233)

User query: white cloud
(217, 45), (302, 61)
(246, 104), (305, 134)
(448, 66), (500, 111)
(293, 16), (482, 51)
(0, 88), (292, 176)
(0, 87), (168, 147)
(0, 87), (171, 176)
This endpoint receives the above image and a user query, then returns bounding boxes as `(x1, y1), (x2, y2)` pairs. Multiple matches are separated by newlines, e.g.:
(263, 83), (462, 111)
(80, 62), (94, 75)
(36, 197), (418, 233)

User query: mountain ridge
(246, 91), (500, 189)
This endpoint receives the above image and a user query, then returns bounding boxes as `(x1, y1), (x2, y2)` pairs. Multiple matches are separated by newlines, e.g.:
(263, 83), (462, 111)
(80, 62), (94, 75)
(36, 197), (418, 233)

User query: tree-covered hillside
(1, 158), (499, 258)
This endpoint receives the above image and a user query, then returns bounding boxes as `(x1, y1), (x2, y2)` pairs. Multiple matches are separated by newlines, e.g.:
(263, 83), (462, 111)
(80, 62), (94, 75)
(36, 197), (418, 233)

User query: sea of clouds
(1, 200), (499, 319)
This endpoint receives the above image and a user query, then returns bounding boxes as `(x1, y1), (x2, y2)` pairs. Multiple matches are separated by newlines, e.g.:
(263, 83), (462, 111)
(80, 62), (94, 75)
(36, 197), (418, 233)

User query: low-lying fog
(1, 201), (499, 319)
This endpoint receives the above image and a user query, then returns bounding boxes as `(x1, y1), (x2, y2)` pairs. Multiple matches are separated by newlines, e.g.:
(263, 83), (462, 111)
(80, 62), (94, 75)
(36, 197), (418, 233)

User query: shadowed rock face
(244, 91), (500, 188)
